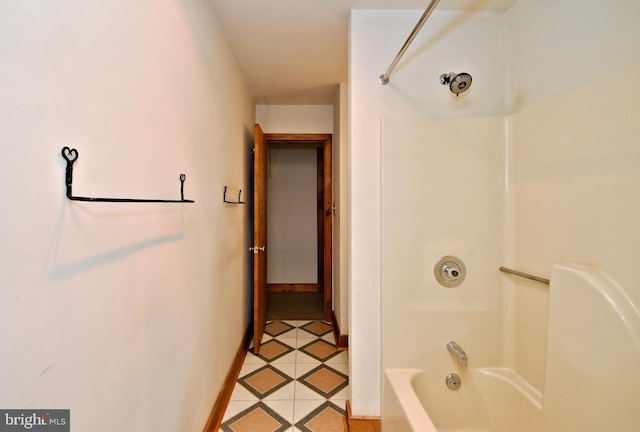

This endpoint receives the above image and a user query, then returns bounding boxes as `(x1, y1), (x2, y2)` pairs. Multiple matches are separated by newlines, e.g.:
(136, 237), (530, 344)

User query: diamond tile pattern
(221, 401), (291, 432)
(298, 365), (349, 399)
(220, 321), (349, 432)
(299, 339), (341, 362)
(299, 321), (333, 337)
(265, 321), (296, 337)
(255, 339), (295, 363)
(295, 401), (345, 432)
(238, 365), (294, 399)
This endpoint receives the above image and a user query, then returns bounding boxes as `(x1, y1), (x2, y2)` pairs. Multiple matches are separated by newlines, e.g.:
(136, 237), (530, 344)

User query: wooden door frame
(253, 124), (268, 354)
(264, 133), (332, 322)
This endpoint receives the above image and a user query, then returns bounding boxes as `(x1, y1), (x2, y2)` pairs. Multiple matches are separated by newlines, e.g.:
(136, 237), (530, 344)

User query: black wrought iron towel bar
(223, 186), (245, 204)
(499, 266), (550, 285)
(61, 147), (194, 203)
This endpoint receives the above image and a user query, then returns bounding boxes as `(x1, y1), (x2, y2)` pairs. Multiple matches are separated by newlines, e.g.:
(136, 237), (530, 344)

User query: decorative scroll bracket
(61, 147), (194, 203)
(223, 186), (245, 205)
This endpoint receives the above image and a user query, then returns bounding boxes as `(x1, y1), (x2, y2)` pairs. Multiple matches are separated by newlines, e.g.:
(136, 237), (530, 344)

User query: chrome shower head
(439, 72), (472, 96)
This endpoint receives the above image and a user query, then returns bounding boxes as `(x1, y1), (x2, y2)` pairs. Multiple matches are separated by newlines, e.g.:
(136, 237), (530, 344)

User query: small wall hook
(223, 186), (246, 205)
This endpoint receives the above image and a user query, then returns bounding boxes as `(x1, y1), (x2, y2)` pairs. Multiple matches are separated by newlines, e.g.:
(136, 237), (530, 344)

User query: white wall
(256, 105), (333, 134)
(350, 9), (506, 416)
(0, 1), (254, 431)
(504, 0), (640, 392)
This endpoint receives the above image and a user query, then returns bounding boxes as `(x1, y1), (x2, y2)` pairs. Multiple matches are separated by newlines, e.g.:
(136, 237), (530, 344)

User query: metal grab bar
(379, 0), (442, 85)
(499, 267), (550, 285)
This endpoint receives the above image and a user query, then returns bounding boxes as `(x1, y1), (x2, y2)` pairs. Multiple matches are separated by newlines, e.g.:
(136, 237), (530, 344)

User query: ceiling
(208, 0), (517, 105)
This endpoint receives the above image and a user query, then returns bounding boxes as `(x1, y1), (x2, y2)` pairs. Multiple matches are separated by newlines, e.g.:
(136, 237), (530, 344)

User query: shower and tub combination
(378, 1), (640, 431)
(382, 263), (640, 432)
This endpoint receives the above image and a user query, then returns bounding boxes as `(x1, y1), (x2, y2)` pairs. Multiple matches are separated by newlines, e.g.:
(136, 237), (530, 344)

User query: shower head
(439, 72), (472, 96)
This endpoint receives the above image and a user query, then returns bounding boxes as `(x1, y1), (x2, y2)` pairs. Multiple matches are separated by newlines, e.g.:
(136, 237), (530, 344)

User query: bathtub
(383, 368), (542, 432)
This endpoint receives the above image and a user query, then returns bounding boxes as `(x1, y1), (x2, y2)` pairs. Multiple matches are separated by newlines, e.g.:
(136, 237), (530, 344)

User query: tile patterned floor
(220, 321), (349, 432)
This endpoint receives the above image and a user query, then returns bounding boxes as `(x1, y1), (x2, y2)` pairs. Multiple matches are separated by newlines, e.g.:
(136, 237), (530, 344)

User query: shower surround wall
(350, 9), (507, 416)
(504, 0), (640, 392)
(350, 0), (640, 418)
(0, 1), (254, 431)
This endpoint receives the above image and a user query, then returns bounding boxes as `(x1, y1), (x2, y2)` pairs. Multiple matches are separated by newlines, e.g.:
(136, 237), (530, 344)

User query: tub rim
(385, 368), (438, 432)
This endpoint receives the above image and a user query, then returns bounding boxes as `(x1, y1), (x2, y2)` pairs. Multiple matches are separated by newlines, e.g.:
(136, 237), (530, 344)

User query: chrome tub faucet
(447, 341), (468, 367)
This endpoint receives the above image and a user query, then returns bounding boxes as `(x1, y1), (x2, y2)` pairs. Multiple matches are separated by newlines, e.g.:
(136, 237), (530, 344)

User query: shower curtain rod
(379, 0), (442, 85)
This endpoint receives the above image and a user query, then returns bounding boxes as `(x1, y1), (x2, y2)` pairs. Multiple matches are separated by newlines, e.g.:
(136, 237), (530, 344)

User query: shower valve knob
(434, 256), (466, 288)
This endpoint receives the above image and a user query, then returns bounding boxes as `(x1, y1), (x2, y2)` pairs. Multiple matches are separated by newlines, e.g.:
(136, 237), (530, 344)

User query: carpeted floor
(267, 292), (324, 321)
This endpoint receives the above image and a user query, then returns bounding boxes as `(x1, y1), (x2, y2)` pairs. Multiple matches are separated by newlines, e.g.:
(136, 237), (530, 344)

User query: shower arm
(379, 0), (442, 85)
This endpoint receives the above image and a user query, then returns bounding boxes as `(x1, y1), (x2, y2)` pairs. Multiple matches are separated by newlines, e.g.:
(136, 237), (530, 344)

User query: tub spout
(447, 341), (468, 367)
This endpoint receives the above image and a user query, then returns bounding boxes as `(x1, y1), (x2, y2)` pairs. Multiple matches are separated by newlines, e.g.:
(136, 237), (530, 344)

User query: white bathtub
(383, 368), (542, 432)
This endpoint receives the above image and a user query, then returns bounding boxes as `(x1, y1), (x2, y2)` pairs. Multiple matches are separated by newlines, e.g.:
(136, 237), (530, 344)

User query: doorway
(252, 127), (332, 352)
(264, 134), (332, 321)
(265, 139), (331, 321)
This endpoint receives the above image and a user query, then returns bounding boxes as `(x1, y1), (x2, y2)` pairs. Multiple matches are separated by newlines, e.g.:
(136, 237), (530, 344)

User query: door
(252, 124), (268, 354)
